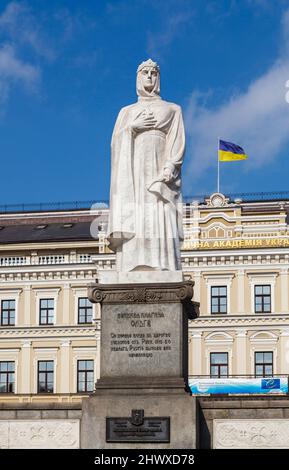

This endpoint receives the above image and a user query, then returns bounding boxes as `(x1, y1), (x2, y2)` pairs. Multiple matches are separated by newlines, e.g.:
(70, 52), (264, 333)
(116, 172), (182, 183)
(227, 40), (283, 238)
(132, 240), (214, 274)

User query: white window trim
(205, 331), (234, 344)
(250, 331), (278, 344)
(204, 274), (234, 315)
(0, 289), (22, 327)
(205, 347), (232, 376)
(71, 288), (96, 325)
(33, 348), (58, 394)
(73, 347), (97, 393)
(33, 288), (60, 326)
(248, 273), (277, 314)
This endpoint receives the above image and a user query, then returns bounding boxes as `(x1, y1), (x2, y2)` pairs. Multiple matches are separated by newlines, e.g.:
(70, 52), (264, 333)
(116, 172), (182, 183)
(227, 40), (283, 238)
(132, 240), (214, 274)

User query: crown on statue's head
(137, 58), (160, 73)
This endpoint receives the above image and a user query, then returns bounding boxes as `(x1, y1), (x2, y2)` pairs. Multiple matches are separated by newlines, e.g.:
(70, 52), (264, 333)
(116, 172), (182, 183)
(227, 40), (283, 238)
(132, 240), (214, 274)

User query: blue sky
(0, 0), (289, 204)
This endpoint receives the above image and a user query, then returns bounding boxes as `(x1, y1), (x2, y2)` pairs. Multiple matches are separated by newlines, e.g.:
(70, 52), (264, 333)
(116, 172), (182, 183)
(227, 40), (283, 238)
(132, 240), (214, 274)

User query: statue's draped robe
(107, 96), (185, 271)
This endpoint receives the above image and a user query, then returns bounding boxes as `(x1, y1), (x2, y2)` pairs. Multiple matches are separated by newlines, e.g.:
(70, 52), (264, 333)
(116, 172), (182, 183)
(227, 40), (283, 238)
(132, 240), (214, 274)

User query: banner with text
(189, 377), (288, 395)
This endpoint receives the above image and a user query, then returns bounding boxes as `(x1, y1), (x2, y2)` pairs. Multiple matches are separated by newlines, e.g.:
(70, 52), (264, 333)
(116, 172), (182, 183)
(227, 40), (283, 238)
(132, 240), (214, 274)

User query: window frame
(77, 359), (94, 392)
(39, 298), (55, 325)
(0, 361), (15, 393)
(254, 285), (271, 314)
(37, 360), (54, 393)
(210, 286), (227, 315)
(0, 299), (16, 326)
(254, 351), (273, 377)
(77, 297), (93, 324)
(210, 352), (229, 378)
(205, 275), (233, 315)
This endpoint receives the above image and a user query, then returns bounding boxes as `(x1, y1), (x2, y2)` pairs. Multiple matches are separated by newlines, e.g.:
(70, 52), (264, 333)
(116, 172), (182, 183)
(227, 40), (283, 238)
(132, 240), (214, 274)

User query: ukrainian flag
(219, 139), (248, 161)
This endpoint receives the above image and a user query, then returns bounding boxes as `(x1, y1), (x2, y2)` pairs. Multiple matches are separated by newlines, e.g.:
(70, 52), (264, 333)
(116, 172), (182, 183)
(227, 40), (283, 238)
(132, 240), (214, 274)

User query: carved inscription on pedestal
(110, 311), (172, 359)
(101, 303), (182, 377)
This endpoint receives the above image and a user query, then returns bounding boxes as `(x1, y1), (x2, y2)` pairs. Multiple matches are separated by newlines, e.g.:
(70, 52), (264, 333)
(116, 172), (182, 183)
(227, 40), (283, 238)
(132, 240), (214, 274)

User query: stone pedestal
(81, 388), (196, 449)
(81, 280), (198, 449)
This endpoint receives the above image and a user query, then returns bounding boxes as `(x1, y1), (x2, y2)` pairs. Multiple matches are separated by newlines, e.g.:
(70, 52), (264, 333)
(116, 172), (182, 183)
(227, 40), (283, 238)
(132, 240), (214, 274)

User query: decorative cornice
(0, 326), (98, 338)
(0, 288), (22, 295)
(33, 287), (61, 296)
(0, 269), (97, 282)
(247, 272), (279, 278)
(88, 281), (195, 305)
(189, 314), (289, 328)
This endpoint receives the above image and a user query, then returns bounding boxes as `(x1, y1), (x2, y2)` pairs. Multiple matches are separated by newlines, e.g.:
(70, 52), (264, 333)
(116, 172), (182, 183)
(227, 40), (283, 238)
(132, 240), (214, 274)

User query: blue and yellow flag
(219, 139), (248, 161)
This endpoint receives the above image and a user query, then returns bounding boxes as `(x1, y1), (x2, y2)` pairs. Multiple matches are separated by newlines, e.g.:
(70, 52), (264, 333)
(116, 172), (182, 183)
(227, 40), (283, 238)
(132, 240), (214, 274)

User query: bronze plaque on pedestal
(106, 409), (170, 443)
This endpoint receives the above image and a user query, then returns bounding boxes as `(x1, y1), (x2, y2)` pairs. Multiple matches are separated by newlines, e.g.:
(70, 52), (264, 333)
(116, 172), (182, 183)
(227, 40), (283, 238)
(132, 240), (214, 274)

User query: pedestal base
(81, 387), (196, 449)
(85, 279), (199, 449)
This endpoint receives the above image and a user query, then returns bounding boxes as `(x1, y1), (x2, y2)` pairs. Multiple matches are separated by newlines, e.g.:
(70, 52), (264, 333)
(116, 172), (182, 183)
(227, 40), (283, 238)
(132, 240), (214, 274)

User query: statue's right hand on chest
(131, 110), (157, 133)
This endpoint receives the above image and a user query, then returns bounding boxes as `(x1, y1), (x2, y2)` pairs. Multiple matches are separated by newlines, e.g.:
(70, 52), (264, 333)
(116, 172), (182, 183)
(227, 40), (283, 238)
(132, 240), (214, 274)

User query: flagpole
(217, 137), (220, 193)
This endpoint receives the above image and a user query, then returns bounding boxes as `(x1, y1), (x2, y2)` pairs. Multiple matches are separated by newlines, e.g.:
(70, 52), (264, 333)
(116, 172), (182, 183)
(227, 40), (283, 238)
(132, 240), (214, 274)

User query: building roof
(0, 221), (95, 244)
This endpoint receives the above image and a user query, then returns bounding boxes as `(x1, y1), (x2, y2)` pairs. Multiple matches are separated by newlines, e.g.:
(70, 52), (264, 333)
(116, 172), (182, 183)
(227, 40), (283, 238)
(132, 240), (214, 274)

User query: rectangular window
(39, 299), (54, 325)
(1, 300), (16, 326)
(255, 352), (273, 377)
(78, 298), (93, 324)
(37, 361), (54, 393)
(77, 360), (94, 392)
(211, 286), (227, 314)
(0, 361), (15, 393)
(255, 285), (271, 313)
(210, 352), (228, 378)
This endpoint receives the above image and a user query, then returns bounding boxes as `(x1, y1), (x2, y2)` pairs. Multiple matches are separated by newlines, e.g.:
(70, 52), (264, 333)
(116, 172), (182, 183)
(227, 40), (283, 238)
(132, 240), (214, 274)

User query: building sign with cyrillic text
(183, 237), (289, 250)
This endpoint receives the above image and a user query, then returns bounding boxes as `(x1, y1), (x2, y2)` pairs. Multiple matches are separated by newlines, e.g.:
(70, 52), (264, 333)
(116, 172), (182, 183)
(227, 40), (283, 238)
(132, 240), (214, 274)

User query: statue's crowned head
(136, 58), (160, 98)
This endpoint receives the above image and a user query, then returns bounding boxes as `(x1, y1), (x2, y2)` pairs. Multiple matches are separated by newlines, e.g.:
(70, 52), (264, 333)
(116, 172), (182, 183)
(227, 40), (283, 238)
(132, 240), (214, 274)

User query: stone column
(279, 330), (289, 375)
(62, 284), (70, 325)
(23, 285), (31, 326)
(60, 340), (71, 393)
(21, 341), (32, 393)
(237, 270), (245, 314)
(235, 330), (247, 376)
(189, 330), (202, 376)
(280, 270), (288, 312)
(94, 303), (101, 321)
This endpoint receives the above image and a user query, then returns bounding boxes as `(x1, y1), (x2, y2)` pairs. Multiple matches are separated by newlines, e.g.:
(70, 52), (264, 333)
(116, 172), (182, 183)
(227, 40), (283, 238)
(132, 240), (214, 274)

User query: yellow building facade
(185, 193), (289, 380)
(0, 192), (289, 402)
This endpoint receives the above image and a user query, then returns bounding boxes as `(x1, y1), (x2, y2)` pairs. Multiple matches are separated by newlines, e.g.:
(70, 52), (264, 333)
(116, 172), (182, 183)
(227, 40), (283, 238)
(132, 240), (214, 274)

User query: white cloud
(183, 8), (289, 191)
(0, 43), (40, 102)
(0, 1), (55, 60)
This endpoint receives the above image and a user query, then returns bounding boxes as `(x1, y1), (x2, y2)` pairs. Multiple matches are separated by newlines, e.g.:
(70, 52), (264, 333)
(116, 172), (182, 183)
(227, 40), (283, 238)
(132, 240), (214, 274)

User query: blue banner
(189, 377), (288, 395)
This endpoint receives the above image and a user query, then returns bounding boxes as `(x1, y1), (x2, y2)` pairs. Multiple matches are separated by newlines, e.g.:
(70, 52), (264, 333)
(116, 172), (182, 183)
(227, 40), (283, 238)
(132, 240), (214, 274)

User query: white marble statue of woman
(107, 59), (185, 272)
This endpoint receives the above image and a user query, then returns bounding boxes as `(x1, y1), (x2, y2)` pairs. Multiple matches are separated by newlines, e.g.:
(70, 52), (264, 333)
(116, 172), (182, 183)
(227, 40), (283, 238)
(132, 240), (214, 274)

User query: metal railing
(184, 190), (289, 204)
(1, 190), (289, 214)
(0, 200), (108, 214)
